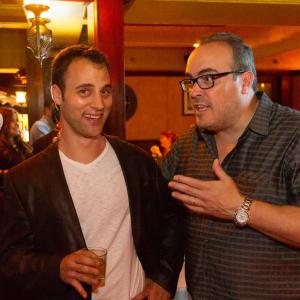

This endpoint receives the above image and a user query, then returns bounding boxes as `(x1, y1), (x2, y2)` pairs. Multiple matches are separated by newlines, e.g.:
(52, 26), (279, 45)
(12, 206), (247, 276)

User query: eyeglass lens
(182, 76), (213, 91)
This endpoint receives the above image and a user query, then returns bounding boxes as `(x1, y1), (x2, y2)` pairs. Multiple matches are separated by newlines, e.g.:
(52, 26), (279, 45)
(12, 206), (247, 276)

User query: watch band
(234, 195), (253, 227)
(241, 196), (253, 211)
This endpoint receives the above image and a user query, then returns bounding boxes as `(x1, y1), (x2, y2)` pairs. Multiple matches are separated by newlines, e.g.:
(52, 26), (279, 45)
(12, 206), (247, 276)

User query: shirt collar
(247, 91), (273, 136)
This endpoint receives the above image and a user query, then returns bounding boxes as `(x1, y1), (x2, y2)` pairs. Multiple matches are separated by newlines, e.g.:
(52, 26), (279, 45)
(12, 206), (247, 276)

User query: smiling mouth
(193, 103), (209, 111)
(84, 113), (102, 119)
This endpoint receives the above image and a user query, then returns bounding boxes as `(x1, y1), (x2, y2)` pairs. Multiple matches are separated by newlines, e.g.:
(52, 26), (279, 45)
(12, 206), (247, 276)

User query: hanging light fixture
(16, 91), (27, 104)
(24, 1), (53, 64)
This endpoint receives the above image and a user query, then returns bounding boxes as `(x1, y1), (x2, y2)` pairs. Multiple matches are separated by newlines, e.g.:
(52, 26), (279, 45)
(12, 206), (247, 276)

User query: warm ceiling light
(16, 91), (27, 104)
(0, 68), (19, 74)
(193, 42), (200, 48)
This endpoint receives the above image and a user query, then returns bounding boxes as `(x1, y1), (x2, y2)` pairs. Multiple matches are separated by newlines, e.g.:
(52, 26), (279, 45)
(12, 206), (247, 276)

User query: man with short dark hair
(0, 45), (183, 300)
(162, 32), (300, 299)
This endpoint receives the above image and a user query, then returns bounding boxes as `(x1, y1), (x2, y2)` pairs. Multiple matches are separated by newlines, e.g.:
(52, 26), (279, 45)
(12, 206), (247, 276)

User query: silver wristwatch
(234, 196), (253, 227)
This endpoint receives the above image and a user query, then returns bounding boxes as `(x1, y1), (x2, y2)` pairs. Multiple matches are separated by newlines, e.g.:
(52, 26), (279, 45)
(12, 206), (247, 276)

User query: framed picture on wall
(182, 91), (194, 115)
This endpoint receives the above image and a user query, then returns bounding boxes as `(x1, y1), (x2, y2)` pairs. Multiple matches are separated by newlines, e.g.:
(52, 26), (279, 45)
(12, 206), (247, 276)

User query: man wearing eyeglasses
(161, 32), (300, 299)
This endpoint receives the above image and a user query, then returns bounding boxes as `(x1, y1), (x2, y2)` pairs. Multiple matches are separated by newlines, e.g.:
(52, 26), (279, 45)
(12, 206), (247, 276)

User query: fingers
(169, 159), (229, 195)
(67, 268), (99, 285)
(67, 251), (100, 277)
(171, 159), (228, 186)
(168, 177), (202, 199)
(168, 176), (204, 208)
(60, 250), (101, 297)
(171, 190), (200, 206)
(171, 174), (204, 188)
(69, 279), (88, 299)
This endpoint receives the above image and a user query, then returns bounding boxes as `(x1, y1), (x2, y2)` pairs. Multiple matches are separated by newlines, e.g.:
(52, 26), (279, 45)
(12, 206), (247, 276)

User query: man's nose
(91, 94), (104, 108)
(190, 81), (205, 99)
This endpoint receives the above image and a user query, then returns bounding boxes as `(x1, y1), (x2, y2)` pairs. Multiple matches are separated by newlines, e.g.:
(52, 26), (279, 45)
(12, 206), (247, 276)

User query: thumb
(212, 159), (228, 180)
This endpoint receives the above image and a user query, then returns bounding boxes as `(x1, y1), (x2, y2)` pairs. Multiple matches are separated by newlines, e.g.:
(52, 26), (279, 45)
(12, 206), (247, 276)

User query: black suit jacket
(0, 136), (183, 300)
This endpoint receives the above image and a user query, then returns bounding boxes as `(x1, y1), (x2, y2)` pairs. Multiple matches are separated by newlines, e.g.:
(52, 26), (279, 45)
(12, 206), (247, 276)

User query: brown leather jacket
(0, 135), (183, 300)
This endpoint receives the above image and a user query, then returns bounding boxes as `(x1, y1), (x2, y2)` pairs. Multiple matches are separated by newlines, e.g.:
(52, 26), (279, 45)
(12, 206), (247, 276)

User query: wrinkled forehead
(186, 42), (234, 77)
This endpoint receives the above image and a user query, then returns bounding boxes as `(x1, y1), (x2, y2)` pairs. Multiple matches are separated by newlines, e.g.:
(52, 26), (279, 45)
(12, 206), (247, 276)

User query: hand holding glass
(88, 247), (107, 288)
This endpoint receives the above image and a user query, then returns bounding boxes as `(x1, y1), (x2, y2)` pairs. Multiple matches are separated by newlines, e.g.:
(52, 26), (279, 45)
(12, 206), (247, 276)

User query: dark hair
(202, 32), (257, 91)
(0, 106), (32, 159)
(51, 44), (110, 93)
(0, 107), (17, 137)
(161, 130), (178, 144)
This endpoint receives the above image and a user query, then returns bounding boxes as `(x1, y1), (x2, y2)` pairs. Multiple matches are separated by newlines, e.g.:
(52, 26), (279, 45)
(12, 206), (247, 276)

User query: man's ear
(241, 71), (254, 94)
(51, 84), (63, 106)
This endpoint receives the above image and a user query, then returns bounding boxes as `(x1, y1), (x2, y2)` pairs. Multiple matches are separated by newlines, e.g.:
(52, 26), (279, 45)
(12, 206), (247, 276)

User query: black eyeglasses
(180, 70), (245, 92)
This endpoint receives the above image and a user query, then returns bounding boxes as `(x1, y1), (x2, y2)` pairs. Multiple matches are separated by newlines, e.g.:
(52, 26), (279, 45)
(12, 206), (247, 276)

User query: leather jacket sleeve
(0, 173), (67, 297)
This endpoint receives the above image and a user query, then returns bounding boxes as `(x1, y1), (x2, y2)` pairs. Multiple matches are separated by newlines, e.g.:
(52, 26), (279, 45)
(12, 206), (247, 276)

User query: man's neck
(58, 133), (106, 164)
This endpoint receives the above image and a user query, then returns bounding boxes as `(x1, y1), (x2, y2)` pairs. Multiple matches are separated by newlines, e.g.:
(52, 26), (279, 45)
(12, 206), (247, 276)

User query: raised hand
(168, 159), (244, 219)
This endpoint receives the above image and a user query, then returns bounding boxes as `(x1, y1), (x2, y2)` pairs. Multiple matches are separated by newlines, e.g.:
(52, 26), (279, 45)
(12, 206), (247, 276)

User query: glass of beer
(89, 247), (107, 287)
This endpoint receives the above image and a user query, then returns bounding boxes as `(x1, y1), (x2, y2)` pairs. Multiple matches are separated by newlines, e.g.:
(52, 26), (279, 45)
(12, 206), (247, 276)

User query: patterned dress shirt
(162, 92), (300, 299)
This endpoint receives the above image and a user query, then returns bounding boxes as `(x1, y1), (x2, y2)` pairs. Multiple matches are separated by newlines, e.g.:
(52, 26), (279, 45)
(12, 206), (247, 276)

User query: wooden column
(94, 0), (125, 139)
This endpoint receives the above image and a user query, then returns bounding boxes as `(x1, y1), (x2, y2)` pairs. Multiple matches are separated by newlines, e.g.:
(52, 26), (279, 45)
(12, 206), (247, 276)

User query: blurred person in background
(150, 130), (178, 158)
(32, 121), (61, 154)
(32, 105), (61, 154)
(0, 106), (32, 170)
(0, 106), (32, 193)
(29, 101), (55, 145)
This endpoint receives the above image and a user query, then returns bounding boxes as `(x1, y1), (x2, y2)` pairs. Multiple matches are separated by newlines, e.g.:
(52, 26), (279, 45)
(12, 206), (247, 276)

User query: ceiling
(124, 0), (300, 71)
(1, 0), (300, 71)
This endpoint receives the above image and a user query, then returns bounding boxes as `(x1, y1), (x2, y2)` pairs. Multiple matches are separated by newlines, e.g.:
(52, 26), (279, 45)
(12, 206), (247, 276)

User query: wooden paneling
(125, 75), (194, 140)
(0, 29), (26, 68)
(125, 72), (300, 141)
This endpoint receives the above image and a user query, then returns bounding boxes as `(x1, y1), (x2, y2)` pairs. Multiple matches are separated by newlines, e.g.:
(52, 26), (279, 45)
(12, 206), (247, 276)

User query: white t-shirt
(59, 140), (145, 299)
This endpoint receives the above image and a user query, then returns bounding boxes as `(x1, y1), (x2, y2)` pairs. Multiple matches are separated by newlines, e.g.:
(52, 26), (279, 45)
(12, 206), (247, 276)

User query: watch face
(236, 210), (249, 226)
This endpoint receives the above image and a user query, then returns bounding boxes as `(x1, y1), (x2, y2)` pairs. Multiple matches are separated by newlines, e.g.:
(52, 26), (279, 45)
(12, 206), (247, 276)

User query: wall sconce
(16, 91), (27, 104)
(24, 1), (53, 64)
